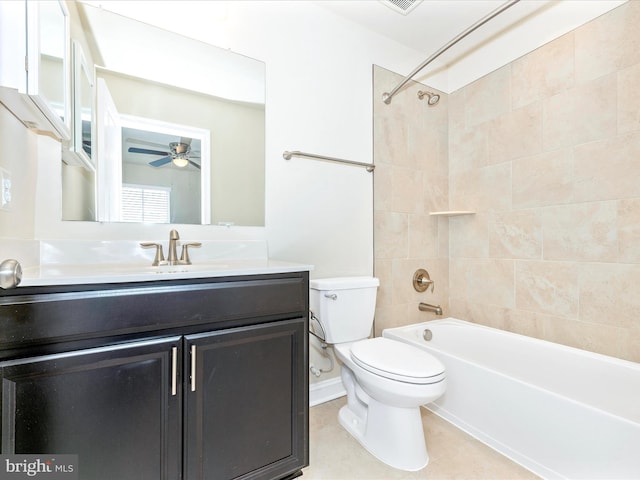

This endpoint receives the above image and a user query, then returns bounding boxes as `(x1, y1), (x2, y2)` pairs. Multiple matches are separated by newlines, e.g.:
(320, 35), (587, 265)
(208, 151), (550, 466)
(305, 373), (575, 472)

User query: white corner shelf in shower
(429, 211), (475, 217)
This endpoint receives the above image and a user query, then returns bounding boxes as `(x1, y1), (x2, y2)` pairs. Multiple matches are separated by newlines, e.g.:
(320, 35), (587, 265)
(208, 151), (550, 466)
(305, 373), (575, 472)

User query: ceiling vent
(380, 0), (423, 16)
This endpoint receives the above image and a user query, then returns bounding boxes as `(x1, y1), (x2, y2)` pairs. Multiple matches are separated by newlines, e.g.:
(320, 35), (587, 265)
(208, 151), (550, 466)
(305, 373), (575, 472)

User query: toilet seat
(350, 337), (445, 385)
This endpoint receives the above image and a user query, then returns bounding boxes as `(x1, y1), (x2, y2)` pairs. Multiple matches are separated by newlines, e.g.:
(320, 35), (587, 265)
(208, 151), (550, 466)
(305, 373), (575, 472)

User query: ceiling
(314, 0), (626, 91)
(79, 0), (627, 93)
(317, 0), (515, 55)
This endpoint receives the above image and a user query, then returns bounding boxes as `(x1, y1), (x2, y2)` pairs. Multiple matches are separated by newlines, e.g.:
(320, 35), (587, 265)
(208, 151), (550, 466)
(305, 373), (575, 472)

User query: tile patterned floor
(302, 397), (540, 479)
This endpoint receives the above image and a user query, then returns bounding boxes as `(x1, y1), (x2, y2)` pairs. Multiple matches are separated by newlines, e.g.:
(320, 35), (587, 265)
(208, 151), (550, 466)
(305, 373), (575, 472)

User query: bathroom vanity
(0, 266), (309, 480)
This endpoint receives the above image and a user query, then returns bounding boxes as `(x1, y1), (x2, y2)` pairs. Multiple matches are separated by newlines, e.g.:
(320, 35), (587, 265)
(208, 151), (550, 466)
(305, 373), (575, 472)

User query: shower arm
(382, 0), (520, 105)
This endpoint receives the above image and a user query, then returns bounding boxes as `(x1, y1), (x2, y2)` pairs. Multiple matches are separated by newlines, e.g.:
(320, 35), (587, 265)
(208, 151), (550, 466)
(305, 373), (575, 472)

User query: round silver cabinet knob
(0, 259), (22, 289)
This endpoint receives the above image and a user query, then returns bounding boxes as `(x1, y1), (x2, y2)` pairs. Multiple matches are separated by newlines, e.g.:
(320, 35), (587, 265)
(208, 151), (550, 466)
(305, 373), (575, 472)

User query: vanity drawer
(0, 272), (308, 356)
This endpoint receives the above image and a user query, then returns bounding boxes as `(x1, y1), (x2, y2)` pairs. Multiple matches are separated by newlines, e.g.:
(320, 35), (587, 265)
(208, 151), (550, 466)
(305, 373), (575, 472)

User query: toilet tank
(309, 277), (379, 344)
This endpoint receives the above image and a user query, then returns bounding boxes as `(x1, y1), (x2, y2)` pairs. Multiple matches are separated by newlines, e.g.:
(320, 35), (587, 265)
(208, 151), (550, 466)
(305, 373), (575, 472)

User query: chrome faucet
(167, 229), (180, 265)
(140, 229), (201, 266)
(419, 302), (443, 316)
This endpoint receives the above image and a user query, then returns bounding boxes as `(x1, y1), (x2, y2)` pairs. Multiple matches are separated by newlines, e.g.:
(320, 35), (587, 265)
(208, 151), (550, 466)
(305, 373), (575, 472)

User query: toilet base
(338, 399), (429, 471)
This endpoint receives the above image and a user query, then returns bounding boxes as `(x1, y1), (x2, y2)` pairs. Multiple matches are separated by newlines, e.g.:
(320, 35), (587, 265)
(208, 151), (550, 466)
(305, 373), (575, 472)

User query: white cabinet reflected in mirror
(63, 40), (95, 171)
(31, 0), (70, 136)
(61, 2), (265, 226)
(0, 0), (71, 139)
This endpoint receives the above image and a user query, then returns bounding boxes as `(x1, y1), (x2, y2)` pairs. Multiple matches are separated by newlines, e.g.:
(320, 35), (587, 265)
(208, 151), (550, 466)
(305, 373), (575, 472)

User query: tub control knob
(0, 259), (22, 289)
(413, 268), (434, 293)
(422, 329), (433, 341)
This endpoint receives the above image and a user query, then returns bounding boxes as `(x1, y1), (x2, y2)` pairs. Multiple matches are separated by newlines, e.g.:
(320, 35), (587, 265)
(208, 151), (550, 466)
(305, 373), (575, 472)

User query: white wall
(0, 108), (38, 240)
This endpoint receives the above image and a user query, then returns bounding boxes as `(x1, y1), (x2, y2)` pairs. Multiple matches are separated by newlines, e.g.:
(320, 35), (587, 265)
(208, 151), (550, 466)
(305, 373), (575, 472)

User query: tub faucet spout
(419, 302), (442, 316)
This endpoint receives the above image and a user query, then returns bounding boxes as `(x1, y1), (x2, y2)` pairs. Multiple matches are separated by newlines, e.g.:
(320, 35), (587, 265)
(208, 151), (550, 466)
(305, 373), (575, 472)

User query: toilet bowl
(337, 337), (446, 406)
(334, 338), (445, 471)
(309, 277), (446, 471)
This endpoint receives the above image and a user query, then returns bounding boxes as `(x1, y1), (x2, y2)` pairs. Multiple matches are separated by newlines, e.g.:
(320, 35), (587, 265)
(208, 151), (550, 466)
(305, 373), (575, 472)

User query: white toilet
(310, 277), (446, 471)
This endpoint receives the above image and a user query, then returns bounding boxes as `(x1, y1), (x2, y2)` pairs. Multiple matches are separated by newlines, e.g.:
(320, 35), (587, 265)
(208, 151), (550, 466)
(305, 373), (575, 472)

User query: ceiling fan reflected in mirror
(128, 137), (201, 169)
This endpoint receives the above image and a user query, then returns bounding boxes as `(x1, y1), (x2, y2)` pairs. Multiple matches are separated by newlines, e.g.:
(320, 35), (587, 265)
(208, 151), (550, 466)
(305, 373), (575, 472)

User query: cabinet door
(185, 319), (308, 480)
(0, 337), (182, 480)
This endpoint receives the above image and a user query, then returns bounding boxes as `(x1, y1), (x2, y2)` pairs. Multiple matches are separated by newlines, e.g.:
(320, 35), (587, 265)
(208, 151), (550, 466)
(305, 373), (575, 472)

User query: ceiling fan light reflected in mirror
(171, 141), (190, 155)
(172, 156), (189, 168)
(127, 138), (201, 169)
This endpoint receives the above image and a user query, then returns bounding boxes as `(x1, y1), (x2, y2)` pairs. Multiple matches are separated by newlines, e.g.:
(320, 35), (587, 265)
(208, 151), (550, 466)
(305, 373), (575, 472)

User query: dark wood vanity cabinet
(0, 337), (183, 479)
(185, 320), (305, 480)
(0, 272), (309, 480)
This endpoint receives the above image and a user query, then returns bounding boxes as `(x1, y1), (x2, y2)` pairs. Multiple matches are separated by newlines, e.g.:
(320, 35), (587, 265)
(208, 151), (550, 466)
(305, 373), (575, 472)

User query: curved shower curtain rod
(382, 0), (520, 105)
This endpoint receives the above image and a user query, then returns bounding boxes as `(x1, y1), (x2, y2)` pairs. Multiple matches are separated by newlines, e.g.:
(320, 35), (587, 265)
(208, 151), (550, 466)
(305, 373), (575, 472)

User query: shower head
(418, 90), (440, 106)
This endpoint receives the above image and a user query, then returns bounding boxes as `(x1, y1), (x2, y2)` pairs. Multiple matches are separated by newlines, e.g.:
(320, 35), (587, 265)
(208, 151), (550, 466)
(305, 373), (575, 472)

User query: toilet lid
(350, 337), (445, 384)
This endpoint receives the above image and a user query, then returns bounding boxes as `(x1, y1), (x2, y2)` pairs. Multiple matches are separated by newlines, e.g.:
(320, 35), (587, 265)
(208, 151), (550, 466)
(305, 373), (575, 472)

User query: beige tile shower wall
(448, 1), (640, 363)
(372, 66), (449, 336)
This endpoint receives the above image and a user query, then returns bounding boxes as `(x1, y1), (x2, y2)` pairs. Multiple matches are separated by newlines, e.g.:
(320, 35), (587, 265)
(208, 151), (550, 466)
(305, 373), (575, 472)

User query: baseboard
(309, 377), (346, 407)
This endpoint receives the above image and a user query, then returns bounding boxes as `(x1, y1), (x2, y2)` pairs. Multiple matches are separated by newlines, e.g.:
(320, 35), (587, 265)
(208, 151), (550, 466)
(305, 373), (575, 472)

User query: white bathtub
(383, 318), (640, 479)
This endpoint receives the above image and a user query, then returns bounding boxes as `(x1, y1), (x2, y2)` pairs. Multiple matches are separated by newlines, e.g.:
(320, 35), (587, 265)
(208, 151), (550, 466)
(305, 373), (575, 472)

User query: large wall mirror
(61, 2), (265, 226)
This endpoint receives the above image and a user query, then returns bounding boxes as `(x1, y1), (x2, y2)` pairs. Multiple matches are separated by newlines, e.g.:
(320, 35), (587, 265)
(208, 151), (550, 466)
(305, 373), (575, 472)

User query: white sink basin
(153, 263), (229, 274)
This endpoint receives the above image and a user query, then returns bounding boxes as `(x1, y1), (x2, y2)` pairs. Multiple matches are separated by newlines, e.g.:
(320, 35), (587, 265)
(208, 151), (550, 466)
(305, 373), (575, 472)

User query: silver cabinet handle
(171, 346), (178, 396)
(0, 259), (22, 289)
(190, 345), (197, 392)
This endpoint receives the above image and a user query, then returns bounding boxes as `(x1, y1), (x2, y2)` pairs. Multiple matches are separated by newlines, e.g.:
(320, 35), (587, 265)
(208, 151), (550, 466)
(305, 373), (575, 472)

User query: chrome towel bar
(283, 150), (375, 172)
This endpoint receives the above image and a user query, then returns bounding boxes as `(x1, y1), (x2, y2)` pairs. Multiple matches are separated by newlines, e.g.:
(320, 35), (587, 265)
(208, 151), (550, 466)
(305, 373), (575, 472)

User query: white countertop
(17, 259), (313, 287)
